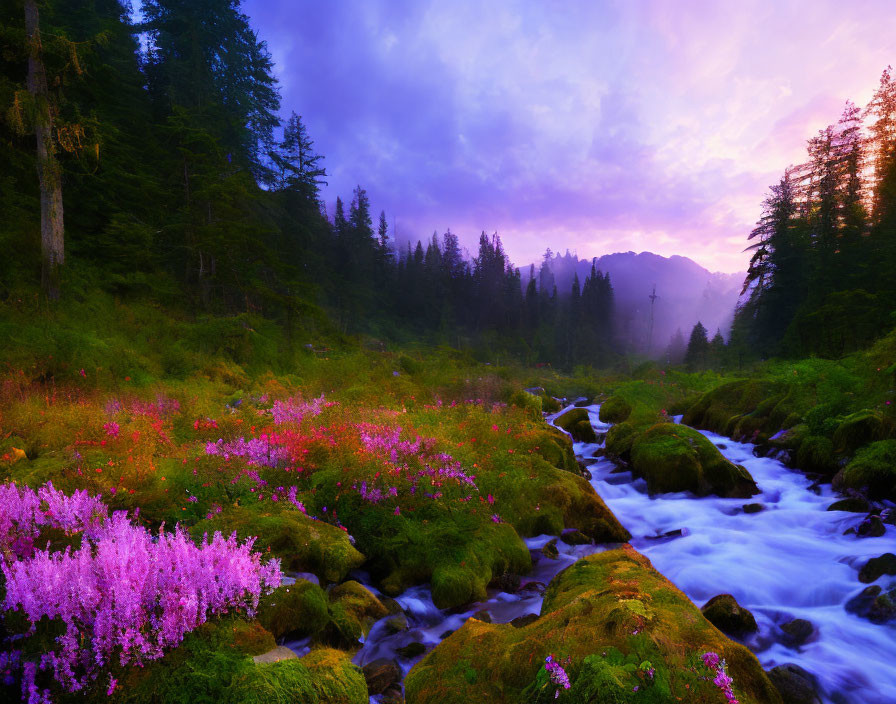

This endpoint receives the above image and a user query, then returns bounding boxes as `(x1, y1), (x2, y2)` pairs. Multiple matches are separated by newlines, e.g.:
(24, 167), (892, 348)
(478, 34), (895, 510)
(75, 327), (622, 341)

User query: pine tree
(273, 112), (326, 201)
(685, 322), (709, 370)
(666, 328), (687, 366)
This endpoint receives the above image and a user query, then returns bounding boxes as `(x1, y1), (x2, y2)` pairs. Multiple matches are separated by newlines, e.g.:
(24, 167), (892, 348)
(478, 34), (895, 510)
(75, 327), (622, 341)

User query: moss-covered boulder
(120, 617), (279, 703)
(377, 521), (532, 610)
(554, 408), (596, 442)
(404, 547), (782, 704)
(839, 440), (896, 500)
(604, 421), (638, 460)
(630, 424), (759, 498)
(324, 581), (389, 648)
(230, 648), (368, 704)
(191, 507), (365, 584)
(795, 435), (836, 476)
(258, 580), (330, 640)
(598, 396), (632, 424)
(701, 594), (758, 637)
(683, 380), (784, 439)
(533, 427), (579, 474)
(519, 467), (630, 544)
(832, 410), (886, 455)
(826, 497), (870, 513)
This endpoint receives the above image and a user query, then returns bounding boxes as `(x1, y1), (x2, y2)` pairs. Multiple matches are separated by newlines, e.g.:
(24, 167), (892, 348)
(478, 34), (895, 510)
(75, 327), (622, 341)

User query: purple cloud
(243, 0), (896, 273)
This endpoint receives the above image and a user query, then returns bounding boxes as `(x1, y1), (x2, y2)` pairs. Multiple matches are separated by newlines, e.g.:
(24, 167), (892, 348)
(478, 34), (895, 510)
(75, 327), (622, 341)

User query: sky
(242, 0), (896, 274)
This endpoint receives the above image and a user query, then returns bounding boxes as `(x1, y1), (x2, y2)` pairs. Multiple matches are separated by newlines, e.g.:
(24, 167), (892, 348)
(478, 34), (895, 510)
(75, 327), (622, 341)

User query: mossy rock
(554, 408), (594, 442)
(604, 422), (638, 460)
(540, 395), (562, 414)
(524, 466), (630, 544)
(826, 497), (870, 513)
(832, 410), (886, 455)
(630, 424), (759, 498)
(683, 380), (783, 438)
(701, 594), (758, 637)
(404, 547), (782, 704)
(533, 427), (578, 473)
(323, 581), (389, 647)
(230, 648), (368, 704)
(258, 581), (330, 640)
(572, 419), (597, 443)
(191, 507), (365, 584)
(840, 440), (896, 501)
(369, 516), (532, 611)
(795, 435), (836, 476)
(510, 390), (543, 420)
(598, 397), (632, 424)
(120, 617), (278, 703)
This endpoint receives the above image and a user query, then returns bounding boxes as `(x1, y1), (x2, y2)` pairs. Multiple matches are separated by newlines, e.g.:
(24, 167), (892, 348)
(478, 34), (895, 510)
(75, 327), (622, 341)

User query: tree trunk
(25, 0), (64, 300)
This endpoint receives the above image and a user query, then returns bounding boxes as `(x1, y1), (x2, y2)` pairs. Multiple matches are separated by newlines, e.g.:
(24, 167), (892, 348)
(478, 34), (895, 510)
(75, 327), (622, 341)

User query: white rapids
(574, 404), (896, 704)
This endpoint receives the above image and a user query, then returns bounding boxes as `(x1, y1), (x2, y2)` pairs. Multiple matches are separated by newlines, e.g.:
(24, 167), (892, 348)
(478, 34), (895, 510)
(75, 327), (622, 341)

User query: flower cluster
(0, 483), (280, 703)
(701, 652), (739, 704)
(0, 482), (108, 559)
(544, 655), (571, 698)
(270, 394), (328, 425)
(205, 435), (286, 468)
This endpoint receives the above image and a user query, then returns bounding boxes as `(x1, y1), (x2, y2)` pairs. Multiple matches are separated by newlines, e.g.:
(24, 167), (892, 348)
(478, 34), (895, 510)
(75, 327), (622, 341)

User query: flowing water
(293, 404), (896, 704)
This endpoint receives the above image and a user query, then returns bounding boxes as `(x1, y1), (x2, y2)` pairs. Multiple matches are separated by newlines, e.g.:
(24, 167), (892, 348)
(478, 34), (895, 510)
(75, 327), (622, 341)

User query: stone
(396, 641), (427, 659)
(645, 528), (687, 542)
(510, 613), (539, 628)
(518, 581), (546, 596)
(541, 539), (559, 560)
(490, 571), (521, 593)
(767, 663), (821, 704)
(362, 658), (402, 695)
(845, 585), (896, 623)
(560, 528), (591, 545)
(857, 515), (886, 538)
(701, 594), (758, 636)
(471, 609), (492, 623)
(385, 614), (409, 634)
(858, 553), (896, 583)
(780, 618), (814, 646)
(826, 497), (871, 513)
(743, 503), (766, 514)
(381, 684), (405, 704)
(251, 646), (298, 664)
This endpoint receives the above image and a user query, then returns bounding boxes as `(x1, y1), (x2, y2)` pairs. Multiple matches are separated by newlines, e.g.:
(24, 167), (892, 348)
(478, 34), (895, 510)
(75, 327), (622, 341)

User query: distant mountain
(522, 250), (743, 357)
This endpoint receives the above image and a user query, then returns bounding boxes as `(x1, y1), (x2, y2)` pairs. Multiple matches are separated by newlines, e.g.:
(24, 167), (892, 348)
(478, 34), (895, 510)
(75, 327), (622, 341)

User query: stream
(295, 404), (896, 704)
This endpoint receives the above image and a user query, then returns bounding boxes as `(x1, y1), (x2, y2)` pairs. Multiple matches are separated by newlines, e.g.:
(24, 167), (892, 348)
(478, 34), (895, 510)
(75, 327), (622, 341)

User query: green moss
(510, 390), (543, 420)
(229, 649), (368, 704)
(257, 581), (329, 641)
(832, 410), (887, 455)
(190, 508), (365, 584)
(630, 424), (758, 498)
(121, 617), (276, 704)
(405, 547), (782, 704)
(323, 581), (389, 647)
(554, 408), (595, 442)
(795, 435), (836, 476)
(532, 428), (578, 473)
(605, 422), (637, 460)
(572, 419), (597, 443)
(683, 380), (783, 438)
(598, 396), (632, 424)
(841, 440), (896, 500)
